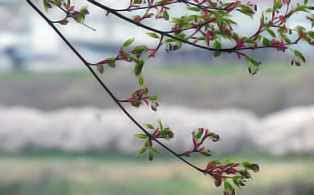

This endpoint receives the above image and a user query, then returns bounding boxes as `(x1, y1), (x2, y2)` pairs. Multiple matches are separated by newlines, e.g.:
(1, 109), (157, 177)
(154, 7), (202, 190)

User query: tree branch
(87, 0), (297, 54)
(27, 0), (205, 174)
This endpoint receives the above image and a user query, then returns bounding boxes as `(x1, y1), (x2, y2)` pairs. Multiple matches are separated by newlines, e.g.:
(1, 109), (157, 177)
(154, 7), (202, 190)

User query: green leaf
(144, 140), (149, 147)
(308, 31), (314, 39)
(157, 119), (163, 130)
(187, 7), (201, 12)
(108, 61), (116, 68)
(242, 162), (252, 167)
(67, 0), (71, 7)
(243, 163), (260, 173)
(152, 148), (160, 154)
(262, 38), (270, 46)
(295, 25), (306, 34)
(246, 56), (260, 75)
(149, 96), (158, 101)
(148, 150), (153, 161)
(283, 37), (291, 44)
(74, 12), (85, 23)
(260, 12), (264, 24)
(123, 38), (135, 47)
(304, 0), (309, 5)
(138, 73), (144, 86)
(213, 51), (221, 57)
(238, 170), (251, 179)
(175, 33), (186, 39)
(302, 35), (311, 45)
(213, 40), (222, 57)
(134, 60), (144, 76)
(163, 10), (169, 20)
(165, 38), (176, 43)
(134, 134), (148, 139)
(265, 8), (273, 13)
(232, 178), (241, 189)
(146, 32), (160, 39)
(224, 181), (233, 192)
(213, 40), (222, 49)
(295, 5), (309, 12)
(136, 148), (147, 156)
(196, 129), (203, 139)
(145, 124), (155, 130)
(133, 0), (142, 4)
(133, 46), (146, 55)
(42, 0), (49, 12)
(294, 50), (306, 63)
(54, 0), (61, 6)
(201, 150), (212, 157)
(273, 1), (282, 10)
(266, 29), (276, 38)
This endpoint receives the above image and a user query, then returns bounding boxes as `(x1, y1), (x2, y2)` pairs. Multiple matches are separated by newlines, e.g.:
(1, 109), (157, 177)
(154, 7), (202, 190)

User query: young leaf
(148, 150), (153, 161)
(134, 60), (144, 76)
(260, 12), (264, 24)
(145, 123), (155, 129)
(294, 50), (306, 63)
(263, 38), (270, 46)
(152, 148), (160, 154)
(308, 31), (314, 39)
(163, 10), (169, 20)
(138, 73), (144, 86)
(134, 134), (148, 139)
(149, 96), (158, 101)
(146, 32), (160, 39)
(42, 0), (49, 12)
(136, 148), (147, 156)
(266, 29), (276, 38)
(224, 181), (233, 192)
(213, 40), (222, 57)
(123, 38), (135, 47)
(157, 119), (163, 130)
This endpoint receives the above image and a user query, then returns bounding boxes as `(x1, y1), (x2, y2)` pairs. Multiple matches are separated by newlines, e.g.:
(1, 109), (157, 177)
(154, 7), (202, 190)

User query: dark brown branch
(27, 0), (205, 174)
(88, 0), (236, 53)
(87, 0), (296, 54)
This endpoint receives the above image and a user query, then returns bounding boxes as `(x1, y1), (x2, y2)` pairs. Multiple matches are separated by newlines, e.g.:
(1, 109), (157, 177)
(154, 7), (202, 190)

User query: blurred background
(0, 0), (314, 194)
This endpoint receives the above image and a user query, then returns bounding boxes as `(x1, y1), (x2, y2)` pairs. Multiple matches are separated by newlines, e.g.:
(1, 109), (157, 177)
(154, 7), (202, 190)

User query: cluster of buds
(175, 127), (260, 194)
(146, 120), (174, 140)
(129, 0), (174, 22)
(121, 88), (159, 111)
(42, 0), (90, 25)
(96, 37), (163, 86)
(132, 13), (154, 23)
(63, 5), (90, 24)
(179, 128), (219, 157)
(96, 38), (137, 74)
(134, 120), (174, 161)
(204, 160), (259, 195)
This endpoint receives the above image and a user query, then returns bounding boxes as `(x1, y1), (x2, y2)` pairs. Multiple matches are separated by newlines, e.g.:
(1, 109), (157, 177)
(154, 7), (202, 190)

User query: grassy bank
(0, 153), (313, 195)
